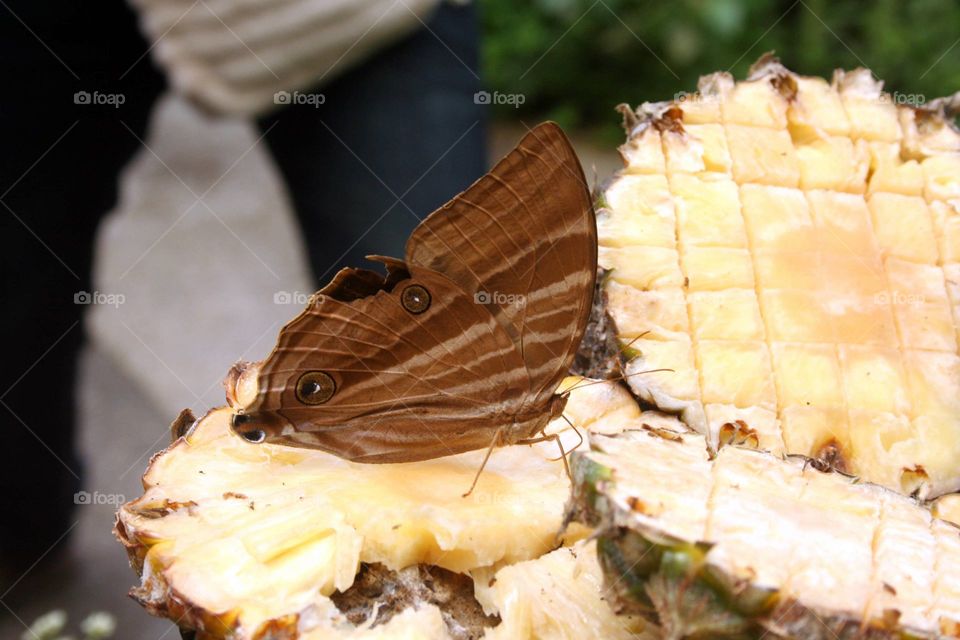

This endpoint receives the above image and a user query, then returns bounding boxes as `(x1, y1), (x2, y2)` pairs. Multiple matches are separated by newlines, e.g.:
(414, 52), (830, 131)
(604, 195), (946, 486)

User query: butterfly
(228, 122), (597, 486)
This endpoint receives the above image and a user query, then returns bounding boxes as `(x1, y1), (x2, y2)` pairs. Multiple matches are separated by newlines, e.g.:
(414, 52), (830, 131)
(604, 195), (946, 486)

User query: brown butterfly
(228, 122), (596, 486)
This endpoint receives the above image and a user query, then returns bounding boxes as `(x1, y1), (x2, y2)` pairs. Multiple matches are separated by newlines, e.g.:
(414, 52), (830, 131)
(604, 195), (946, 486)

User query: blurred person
(0, 0), (485, 575)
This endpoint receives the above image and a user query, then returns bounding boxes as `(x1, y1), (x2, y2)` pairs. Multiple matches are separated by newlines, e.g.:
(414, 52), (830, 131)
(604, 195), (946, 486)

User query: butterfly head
(226, 359), (343, 446)
(230, 412), (274, 444)
(224, 359), (289, 445)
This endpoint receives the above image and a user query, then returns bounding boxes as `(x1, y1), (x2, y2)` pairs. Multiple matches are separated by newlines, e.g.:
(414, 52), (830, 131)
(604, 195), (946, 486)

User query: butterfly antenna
(619, 331), (650, 352)
(462, 426), (504, 498)
(564, 368), (675, 393)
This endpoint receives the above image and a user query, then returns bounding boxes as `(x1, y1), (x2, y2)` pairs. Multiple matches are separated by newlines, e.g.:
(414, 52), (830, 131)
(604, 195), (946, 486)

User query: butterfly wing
(235, 122), (595, 459)
(405, 122), (597, 406)
(237, 267), (529, 462)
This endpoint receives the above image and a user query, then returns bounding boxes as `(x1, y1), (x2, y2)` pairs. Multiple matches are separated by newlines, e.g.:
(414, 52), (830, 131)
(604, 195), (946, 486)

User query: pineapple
(568, 427), (960, 639)
(934, 494), (960, 526)
(472, 540), (652, 640)
(115, 377), (644, 639)
(598, 55), (960, 499)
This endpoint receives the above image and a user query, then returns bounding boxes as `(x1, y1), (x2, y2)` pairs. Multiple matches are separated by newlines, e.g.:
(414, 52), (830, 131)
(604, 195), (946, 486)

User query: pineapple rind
(570, 428), (960, 638)
(605, 57), (960, 498)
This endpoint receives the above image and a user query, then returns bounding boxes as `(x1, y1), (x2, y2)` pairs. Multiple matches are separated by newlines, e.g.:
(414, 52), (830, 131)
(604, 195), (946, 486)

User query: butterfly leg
(462, 426), (506, 498)
(552, 414), (584, 459)
(514, 431), (572, 483)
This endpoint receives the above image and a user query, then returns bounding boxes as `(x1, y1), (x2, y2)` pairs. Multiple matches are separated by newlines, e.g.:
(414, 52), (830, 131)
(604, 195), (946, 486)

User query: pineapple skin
(569, 428), (960, 639)
(600, 56), (960, 499)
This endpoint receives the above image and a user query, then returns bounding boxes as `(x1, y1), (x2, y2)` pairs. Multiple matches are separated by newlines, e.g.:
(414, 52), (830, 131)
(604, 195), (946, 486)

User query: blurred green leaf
(479, 0), (960, 139)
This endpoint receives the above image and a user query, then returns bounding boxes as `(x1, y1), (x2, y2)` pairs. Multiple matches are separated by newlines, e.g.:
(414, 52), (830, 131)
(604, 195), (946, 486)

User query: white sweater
(129, 0), (442, 116)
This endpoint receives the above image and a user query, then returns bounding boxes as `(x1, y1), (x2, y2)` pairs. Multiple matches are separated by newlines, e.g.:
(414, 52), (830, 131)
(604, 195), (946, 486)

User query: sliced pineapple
(597, 55), (960, 499)
(115, 376), (645, 639)
(473, 540), (653, 640)
(569, 427), (960, 639)
(933, 493), (960, 527)
(117, 408), (569, 637)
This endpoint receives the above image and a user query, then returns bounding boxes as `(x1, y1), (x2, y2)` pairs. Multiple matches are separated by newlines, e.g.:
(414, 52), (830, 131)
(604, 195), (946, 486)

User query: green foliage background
(480, 0), (960, 142)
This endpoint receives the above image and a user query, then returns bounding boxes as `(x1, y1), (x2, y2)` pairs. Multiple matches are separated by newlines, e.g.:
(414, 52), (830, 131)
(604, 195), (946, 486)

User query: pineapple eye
(296, 371), (336, 405)
(401, 284), (431, 314)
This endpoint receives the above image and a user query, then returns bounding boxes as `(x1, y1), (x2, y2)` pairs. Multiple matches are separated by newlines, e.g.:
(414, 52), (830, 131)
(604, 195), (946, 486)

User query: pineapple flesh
(569, 427), (960, 639)
(601, 56), (960, 499)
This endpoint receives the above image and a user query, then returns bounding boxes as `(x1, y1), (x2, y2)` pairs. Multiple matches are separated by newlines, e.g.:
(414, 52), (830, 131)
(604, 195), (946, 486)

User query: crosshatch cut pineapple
(116, 56), (960, 640)
(600, 54), (960, 500)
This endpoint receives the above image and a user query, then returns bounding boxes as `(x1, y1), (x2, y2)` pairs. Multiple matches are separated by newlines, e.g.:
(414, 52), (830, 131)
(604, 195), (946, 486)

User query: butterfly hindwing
(249, 267), (528, 461)
(405, 122), (597, 404)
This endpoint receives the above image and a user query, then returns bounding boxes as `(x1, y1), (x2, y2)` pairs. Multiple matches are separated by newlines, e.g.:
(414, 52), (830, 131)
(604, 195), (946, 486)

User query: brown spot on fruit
(640, 423), (682, 441)
(251, 613), (299, 640)
(813, 439), (849, 474)
(718, 420), (759, 449)
(132, 500), (198, 519)
(940, 616), (960, 637)
(625, 496), (649, 514)
(331, 563), (497, 639)
(900, 465), (930, 497)
(880, 608), (902, 630)
(169, 408), (197, 443)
